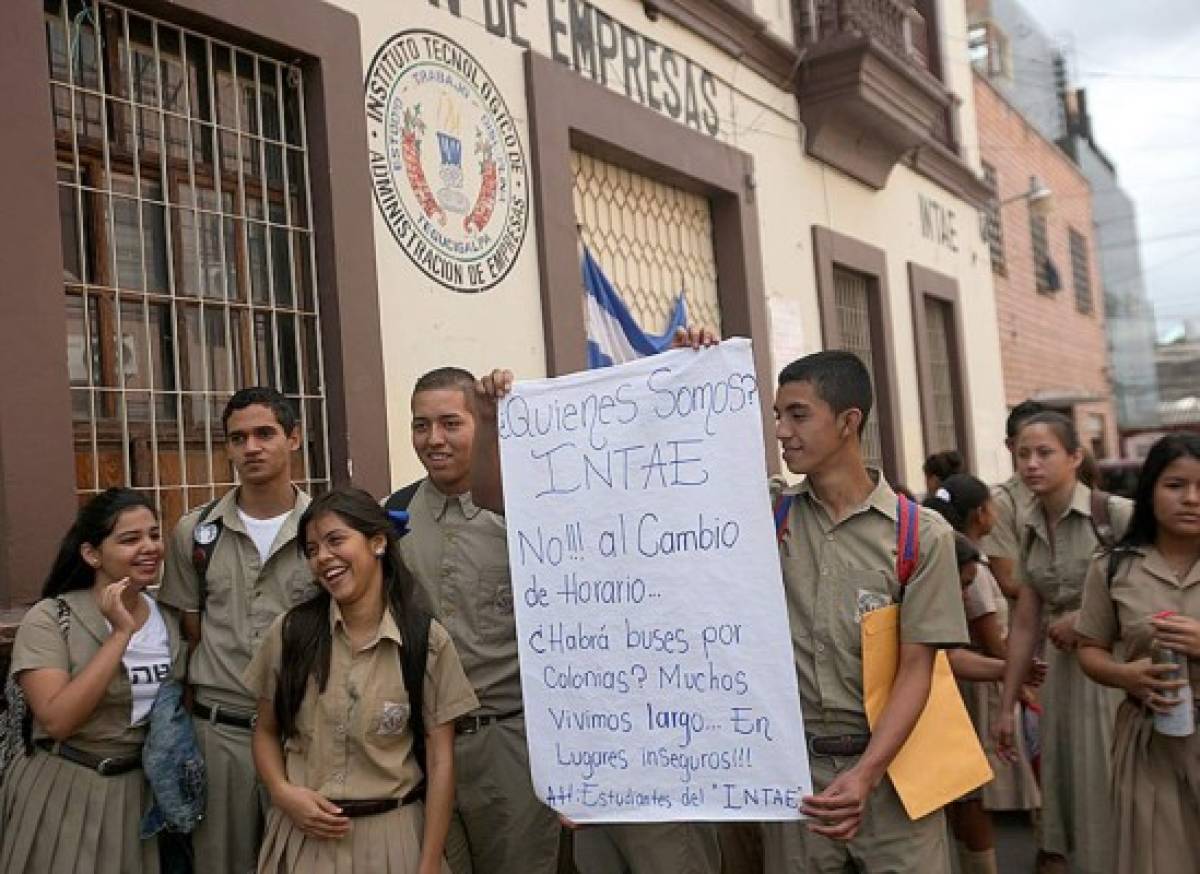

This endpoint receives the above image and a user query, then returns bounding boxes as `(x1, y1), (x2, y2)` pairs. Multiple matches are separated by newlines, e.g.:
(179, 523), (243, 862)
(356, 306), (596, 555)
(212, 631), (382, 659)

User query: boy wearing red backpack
(762, 350), (968, 873)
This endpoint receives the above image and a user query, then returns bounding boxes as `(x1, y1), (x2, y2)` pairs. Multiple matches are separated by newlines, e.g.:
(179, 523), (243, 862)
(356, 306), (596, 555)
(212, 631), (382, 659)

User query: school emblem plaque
(365, 31), (529, 293)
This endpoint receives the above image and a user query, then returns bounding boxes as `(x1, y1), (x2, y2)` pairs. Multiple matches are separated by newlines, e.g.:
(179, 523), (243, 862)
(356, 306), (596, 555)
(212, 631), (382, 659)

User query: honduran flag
(583, 247), (687, 369)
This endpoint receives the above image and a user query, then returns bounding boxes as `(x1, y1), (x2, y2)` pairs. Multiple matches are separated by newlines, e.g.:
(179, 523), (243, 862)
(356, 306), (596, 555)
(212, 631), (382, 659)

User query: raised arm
(470, 368), (513, 515)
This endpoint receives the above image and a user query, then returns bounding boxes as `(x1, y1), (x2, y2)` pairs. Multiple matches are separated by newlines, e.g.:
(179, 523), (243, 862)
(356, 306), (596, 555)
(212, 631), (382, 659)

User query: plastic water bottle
(1152, 611), (1195, 738)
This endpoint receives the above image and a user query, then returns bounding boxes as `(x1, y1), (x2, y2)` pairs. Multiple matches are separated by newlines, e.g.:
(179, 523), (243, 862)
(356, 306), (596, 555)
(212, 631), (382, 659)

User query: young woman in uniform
(0, 488), (184, 874)
(995, 411), (1131, 874)
(246, 487), (478, 874)
(1076, 433), (1200, 874)
(926, 474), (1041, 874)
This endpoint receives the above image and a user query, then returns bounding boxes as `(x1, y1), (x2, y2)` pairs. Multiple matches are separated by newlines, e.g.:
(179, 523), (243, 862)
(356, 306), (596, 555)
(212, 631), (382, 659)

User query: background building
(968, 0), (1161, 441)
(0, 0), (1011, 608)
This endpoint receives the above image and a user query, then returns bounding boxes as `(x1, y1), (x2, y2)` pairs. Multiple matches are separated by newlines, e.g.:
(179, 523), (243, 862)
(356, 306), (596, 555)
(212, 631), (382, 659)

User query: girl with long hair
(995, 412), (1131, 874)
(1075, 433), (1200, 873)
(0, 488), (185, 873)
(245, 487), (477, 873)
(926, 474), (1041, 874)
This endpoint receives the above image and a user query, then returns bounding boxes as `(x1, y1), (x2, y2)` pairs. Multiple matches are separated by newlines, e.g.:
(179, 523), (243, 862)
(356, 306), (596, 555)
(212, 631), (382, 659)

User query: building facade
(0, 0), (1011, 608)
(974, 73), (1118, 459)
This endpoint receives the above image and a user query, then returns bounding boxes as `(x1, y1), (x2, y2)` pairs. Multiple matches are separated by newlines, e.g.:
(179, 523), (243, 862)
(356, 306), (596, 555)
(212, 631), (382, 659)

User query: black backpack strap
(397, 613), (432, 794)
(1089, 489), (1115, 550)
(190, 499), (224, 610)
(384, 480), (424, 539)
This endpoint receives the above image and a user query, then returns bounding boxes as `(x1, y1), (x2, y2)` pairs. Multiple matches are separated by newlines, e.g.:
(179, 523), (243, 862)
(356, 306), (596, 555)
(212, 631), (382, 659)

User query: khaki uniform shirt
(1019, 483), (1133, 618)
(399, 480), (521, 716)
(1077, 546), (1200, 699)
(244, 606), (478, 799)
(777, 472), (969, 733)
(159, 487), (316, 709)
(980, 475), (1035, 568)
(10, 589), (186, 756)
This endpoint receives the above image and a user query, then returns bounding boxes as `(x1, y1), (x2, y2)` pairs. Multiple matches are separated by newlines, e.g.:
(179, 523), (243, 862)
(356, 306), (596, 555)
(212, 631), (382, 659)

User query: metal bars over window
(832, 267), (884, 471)
(1069, 227), (1093, 314)
(1030, 210), (1054, 293)
(980, 162), (1006, 275)
(45, 0), (329, 529)
(923, 297), (959, 453)
(571, 151), (722, 335)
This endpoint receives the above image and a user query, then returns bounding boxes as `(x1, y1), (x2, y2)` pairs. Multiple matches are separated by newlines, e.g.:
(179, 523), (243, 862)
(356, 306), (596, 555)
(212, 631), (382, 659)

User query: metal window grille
(46, 0), (329, 529)
(981, 162), (1006, 275)
(1069, 227), (1093, 314)
(832, 267), (883, 470)
(923, 297), (959, 453)
(571, 151), (722, 335)
(1030, 211), (1053, 293)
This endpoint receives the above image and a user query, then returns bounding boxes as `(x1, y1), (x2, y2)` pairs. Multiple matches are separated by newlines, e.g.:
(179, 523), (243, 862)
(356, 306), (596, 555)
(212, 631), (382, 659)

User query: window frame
(1069, 226), (1093, 314)
(812, 227), (904, 483)
(908, 263), (973, 469)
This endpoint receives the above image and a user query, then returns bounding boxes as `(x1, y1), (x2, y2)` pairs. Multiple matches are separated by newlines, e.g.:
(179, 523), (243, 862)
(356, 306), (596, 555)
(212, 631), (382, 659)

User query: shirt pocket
(364, 695), (414, 755)
(838, 570), (895, 657)
(477, 566), (516, 644)
(289, 568), (320, 605)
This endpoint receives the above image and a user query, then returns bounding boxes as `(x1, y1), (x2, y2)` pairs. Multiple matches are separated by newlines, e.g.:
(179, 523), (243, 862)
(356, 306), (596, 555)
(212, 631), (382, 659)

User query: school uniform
(959, 561), (1040, 811)
(399, 480), (562, 874)
(1019, 482), (1131, 873)
(762, 472), (968, 874)
(979, 475), (1035, 574)
(0, 589), (185, 874)
(243, 605), (478, 873)
(1076, 546), (1200, 874)
(159, 486), (317, 874)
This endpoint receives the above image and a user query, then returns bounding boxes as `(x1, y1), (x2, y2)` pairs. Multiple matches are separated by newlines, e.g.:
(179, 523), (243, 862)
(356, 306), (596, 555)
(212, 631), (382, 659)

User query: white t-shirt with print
(119, 596), (172, 726)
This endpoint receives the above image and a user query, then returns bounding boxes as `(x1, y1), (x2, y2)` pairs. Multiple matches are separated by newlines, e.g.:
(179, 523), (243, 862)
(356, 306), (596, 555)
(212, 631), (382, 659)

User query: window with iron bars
(46, 0), (330, 529)
(980, 162), (1006, 275)
(1030, 211), (1055, 293)
(1069, 227), (1093, 314)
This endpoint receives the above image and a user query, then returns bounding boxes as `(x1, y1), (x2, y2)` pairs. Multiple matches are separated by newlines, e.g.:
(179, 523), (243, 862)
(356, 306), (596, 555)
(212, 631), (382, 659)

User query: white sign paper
(499, 339), (811, 822)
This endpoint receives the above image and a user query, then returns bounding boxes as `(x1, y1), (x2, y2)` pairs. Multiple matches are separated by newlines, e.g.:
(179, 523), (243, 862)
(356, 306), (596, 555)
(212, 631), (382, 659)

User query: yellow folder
(861, 605), (993, 820)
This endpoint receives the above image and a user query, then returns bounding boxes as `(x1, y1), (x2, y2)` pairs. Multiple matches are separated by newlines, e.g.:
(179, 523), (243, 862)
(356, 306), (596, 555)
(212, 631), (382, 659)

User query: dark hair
(1016, 410), (1081, 454)
(954, 532), (981, 568)
(1006, 399), (1048, 440)
(778, 350), (873, 436)
(1078, 449), (1099, 489)
(413, 367), (476, 400)
(276, 488), (431, 745)
(221, 387), (298, 435)
(42, 488), (158, 598)
(923, 473), (991, 533)
(923, 450), (965, 482)
(1118, 433), (1200, 549)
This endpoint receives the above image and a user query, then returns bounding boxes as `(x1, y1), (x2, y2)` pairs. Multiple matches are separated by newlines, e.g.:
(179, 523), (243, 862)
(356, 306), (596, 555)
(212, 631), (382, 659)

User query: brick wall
(974, 73), (1119, 456)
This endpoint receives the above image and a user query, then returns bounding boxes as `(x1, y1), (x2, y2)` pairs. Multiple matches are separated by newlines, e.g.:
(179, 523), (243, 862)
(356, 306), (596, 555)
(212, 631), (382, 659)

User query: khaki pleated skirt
(258, 799), (451, 874)
(961, 680), (1041, 811)
(0, 747), (158, 874)
(1039, 643), (1122, 873)
(1110, 699), (1200, 874)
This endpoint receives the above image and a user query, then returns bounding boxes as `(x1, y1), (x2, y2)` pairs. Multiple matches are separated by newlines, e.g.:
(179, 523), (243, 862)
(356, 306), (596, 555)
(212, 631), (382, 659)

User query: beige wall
(335, 0), (1010, 488)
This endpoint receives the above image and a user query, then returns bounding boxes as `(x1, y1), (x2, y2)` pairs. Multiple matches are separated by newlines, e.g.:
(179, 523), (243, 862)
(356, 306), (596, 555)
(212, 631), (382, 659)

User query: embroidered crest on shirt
(376, 700), (411, 736)
(855, 589), (892, 623)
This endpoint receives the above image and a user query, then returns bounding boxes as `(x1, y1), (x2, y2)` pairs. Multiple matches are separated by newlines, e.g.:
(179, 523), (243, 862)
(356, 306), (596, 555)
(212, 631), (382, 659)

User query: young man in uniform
(387, 367), (560, 874)
(762, 350), (969, 872)
(160, 387), (316, 874)
(980, 400), (1046, 599)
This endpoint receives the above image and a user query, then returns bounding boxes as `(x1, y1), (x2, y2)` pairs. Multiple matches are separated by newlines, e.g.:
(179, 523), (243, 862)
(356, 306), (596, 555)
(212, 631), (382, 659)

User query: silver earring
(375, 549), (384, 557)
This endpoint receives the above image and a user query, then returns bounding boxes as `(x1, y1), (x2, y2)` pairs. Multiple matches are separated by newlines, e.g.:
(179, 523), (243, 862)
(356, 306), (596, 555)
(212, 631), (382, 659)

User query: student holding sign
(388, 368), (562, 874)
(762, 350), (968, 873)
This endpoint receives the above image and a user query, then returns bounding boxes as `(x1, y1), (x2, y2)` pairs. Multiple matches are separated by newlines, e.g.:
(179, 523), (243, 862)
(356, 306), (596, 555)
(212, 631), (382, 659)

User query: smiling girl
(0, 488), (185, 874)
(245, 487), (477, 874)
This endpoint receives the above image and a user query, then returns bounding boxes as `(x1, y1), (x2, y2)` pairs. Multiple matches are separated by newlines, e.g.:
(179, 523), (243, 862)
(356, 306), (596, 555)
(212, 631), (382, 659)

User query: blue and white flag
(583, 247), (687, 369)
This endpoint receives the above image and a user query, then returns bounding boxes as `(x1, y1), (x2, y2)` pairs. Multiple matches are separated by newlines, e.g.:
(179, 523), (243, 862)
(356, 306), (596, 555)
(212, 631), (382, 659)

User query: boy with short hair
(160, 387), (315, 874)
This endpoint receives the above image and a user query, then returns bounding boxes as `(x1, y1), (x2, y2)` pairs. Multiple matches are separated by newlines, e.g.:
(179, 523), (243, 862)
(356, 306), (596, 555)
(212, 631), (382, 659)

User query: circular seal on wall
(365, 30), (529, 293)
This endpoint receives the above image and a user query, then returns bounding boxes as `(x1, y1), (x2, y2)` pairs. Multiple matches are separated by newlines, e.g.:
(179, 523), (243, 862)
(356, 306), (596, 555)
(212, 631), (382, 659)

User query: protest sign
(498, 338), (810, 823)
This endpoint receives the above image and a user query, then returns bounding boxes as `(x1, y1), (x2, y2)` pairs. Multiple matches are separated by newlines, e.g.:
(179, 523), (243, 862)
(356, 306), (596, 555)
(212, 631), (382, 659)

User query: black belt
(806, 732), (871, 757)
(194, 701), (257, 730)
(331, 784), (425, 818)
(454, 711), (521, 735)
(35, 739), (141, 776)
